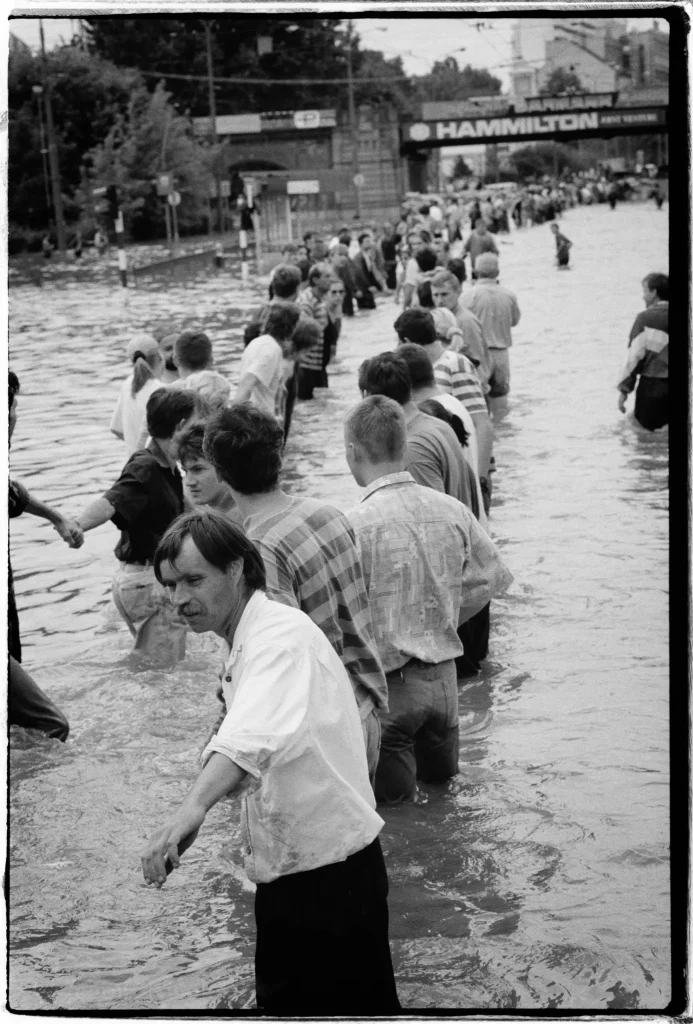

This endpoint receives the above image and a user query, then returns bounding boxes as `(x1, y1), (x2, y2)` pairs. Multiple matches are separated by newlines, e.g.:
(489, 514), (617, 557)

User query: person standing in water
(142, 509), (401, 1014)
(550, 223), (572, 269)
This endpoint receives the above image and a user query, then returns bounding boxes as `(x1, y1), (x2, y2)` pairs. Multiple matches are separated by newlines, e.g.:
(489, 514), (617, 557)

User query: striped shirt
(348, 472), (513, 672)
(244, 497), (389, 715)
(297, 288), (328, 372)
(433, 349), (487, 416)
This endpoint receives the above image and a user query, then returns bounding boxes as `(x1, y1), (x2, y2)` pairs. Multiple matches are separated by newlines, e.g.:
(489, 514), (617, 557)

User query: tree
(452, 155), (473, 179)
(83, 17), (351, 114)
(8, 41), (140, 228)
(352, 49), (414, 114)
(413, 59), (502, 103)
(540, 66), (584, 96)
(89, 82), (212, 240)
(509, 141), (588, 180)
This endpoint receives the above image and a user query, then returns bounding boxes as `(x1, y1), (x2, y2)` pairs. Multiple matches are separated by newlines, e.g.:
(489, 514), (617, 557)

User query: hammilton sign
(402, 94), (667, 149)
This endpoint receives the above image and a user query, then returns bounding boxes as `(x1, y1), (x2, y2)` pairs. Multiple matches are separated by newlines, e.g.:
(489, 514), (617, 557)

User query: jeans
(112, 562), (187, 665)
(361, 704), (381, 786)
(375, 657), (459, 803)
(488, 348), (511, 397)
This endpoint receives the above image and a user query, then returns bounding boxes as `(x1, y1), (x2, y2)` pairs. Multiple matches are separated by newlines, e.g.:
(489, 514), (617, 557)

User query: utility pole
(204, 19), (223, 233)
(345, 21), (362, 221)
(39, 18), (67, 253)
(32, 85), (51, 210)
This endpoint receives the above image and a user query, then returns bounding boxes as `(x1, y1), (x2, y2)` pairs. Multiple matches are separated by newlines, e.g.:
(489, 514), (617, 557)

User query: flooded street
(8, 203), (669, 1011)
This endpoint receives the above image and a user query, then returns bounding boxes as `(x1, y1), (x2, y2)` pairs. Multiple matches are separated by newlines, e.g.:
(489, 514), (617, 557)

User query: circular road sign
(168, 191), (182, 207)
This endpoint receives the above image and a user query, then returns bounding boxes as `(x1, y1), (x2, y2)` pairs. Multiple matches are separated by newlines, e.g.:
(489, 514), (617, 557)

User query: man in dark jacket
(352, 233), (385, 310)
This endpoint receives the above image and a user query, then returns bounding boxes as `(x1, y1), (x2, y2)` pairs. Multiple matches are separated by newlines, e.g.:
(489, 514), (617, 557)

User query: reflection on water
(8, 204), (669, 1011)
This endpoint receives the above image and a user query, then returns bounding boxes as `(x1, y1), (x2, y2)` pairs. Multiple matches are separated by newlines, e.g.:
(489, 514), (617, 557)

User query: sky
(9, 13), (665, 93)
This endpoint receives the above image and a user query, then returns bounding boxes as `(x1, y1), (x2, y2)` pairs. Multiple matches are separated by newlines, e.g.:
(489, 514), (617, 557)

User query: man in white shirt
(141, 509), (400, 1014)
(401, 228), (433, 308)
(235, 304), (302, 420)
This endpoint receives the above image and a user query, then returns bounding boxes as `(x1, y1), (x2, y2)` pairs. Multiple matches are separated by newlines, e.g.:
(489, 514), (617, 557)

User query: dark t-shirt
(404, 411), (473, 511)
(104, 449), (183, 564)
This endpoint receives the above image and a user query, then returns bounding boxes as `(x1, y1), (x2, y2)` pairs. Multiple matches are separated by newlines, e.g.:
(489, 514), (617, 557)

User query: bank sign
(402, 107), (667, 146)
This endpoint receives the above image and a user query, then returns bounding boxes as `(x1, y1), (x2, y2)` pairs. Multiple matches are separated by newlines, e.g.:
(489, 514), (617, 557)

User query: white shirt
(237, 334), (284, 418)
(203, 592), (383, 884)
(109, 376), (164, 454)
(433, 392), (487, 532)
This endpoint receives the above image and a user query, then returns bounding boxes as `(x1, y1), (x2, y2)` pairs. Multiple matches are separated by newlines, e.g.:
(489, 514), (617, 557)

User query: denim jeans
(375, 657), (459, 804)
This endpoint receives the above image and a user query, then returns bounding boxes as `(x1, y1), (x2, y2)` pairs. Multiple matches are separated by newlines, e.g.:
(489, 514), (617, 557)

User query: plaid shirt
(433, 349), (488, 416)
(244, 497), (389, 715)
(348, 472), (513, 673)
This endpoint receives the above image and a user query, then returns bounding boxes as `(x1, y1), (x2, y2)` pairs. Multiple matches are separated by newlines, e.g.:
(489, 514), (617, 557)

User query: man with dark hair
(246, 262), (305, 435)
(142, 508), (400, 1015)
(202, 404), (389, 780)
(268, 262), (302, 302)
(393, 308), (493, 509)
(352, 233), (385, 310)
(75, 388), (205, 665)
(171, 330), (230, 413)
(296, 263), (334, 399)
(8, 370), (81, 741)
(176, 422), (239, 520)
(395, 344), (492, 676)
(618, 273), (669, 430)
(344, 396), (512, 803)
(235, 303), (301, 420)
(401, 229), (433, 308)
(358, 352), (474, 508)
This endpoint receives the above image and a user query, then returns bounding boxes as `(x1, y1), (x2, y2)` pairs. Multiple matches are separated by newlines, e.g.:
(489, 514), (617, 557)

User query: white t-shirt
(236, 334), (284, 418)
(203, 592), (383, 884)
(109, 375), (164, 455)
(434, 392), (487, 532)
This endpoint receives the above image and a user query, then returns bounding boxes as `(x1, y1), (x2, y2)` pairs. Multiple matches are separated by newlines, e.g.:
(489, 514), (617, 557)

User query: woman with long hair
(110, 335), (165, 454)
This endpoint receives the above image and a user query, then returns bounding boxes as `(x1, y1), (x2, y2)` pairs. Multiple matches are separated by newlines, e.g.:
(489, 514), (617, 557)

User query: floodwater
(8, 203), (670, 1012)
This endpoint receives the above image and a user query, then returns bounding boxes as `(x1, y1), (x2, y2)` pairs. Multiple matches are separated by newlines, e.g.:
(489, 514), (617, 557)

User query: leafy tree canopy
(509, 141), (588, 180)
(83, 17), (351, 114)
(540, 66), (584, 96)
(412, 58), (502, 103)
(89, 82), (213, 240)
(8, 40), (140, 227)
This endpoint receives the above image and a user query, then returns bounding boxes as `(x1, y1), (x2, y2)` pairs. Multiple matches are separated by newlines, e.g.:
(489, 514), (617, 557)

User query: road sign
(294, 110), (321, 130)
(353, 173), (365, 188)
(287, 179), (320, 195)
(157, 172), (174, 196)
(220, 180), (231, 198)
(168, 191), (181, 207)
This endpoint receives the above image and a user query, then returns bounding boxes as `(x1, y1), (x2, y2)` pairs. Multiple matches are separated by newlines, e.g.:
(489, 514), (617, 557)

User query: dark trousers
(283, 371), (296, 441)
(635, 377), (668, 431)
(254, 838), (401, 1014)
(456, 603), (491, 677)
(9, 656), (69, 741)
(356, 289), (377, 310)
(342, 289), (355, 317)
(296, 366), (327, 400)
